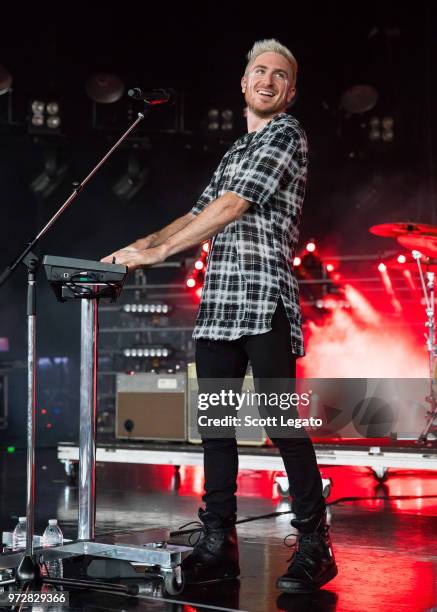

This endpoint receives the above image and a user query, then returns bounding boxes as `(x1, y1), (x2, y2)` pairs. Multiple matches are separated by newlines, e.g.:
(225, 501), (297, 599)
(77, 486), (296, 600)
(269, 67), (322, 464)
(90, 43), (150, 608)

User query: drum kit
(369, 221), (437, 442)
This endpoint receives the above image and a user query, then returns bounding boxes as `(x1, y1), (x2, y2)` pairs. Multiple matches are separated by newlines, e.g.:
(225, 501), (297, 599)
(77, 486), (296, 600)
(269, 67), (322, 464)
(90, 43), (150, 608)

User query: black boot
(277, 510), (337, 593)
(181, 508), (240, 584)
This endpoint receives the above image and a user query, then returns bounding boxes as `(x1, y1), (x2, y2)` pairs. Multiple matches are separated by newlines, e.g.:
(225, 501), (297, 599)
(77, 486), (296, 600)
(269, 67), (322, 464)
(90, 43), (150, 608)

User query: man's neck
(246, 109), (283, 133)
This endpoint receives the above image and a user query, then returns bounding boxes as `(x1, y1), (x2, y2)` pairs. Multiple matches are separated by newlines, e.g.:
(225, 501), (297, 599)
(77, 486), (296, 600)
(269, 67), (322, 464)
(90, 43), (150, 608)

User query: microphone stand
(0, 108), (148, 585)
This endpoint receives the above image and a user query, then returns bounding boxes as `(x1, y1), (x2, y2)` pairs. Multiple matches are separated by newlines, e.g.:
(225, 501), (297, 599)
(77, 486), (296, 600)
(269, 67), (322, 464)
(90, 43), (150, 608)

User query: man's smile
(256, 89), (276, 98)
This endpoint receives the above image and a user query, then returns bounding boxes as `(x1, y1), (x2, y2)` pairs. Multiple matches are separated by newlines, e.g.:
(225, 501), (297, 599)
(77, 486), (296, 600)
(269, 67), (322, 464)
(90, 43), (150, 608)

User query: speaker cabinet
(116, 373), (186, 441)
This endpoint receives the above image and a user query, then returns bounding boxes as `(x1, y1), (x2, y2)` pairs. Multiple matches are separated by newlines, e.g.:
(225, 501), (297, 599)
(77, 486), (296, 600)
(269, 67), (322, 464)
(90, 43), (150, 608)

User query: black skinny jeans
(195, 299), (325, 521)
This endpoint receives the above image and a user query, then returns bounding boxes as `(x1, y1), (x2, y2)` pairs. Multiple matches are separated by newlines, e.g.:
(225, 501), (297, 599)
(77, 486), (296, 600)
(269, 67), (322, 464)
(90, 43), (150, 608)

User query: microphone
(127, 87), (175, 105)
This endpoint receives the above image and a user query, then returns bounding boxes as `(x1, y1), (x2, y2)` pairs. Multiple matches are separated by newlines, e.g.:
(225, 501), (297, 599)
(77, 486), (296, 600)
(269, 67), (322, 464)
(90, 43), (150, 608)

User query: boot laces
(177, 520), (205, 546)
(285, 525), (330, 566)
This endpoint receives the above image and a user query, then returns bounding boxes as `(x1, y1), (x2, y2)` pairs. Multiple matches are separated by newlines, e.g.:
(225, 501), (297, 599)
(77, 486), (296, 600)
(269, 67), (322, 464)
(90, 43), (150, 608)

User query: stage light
(123, 347), (170, 358)
(340, 84), (378, 114)
(46, 102), (59, 115)
(221, 109), (233, 131)
(202, 242), (210, 253)
(47, 115), (61, 129)
(195, 287), (202, 299)
(31, 114), (44, 127)
(6, 446), (15, 454)
(113, 151), (150, 203)
(315, 298), (351, 310)
(378, 264), (402, 313)
(382, 116), (394, 130)
(382, 130), (394, 143)
(86, 72), (125, 104)
(207, 108), (220, 131)
(29, 99), (62, 135)
(194, 260), (204, 271)
(123, 303), (170, 314)
(326, 263), (335, 272)
(305, 241), (316, 253)
(293, 256), (301, 266)
(207, 108), (235, 133)
(186, 278), (196, 288)
(30, 100), (46, 129)
(397, 254), (406, 264)
(31, 100), (45, 114)
(30, 150), (69, 198)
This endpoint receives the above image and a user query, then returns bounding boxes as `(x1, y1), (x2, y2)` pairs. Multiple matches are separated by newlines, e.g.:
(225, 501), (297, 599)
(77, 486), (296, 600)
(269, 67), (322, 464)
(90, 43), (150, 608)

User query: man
(102, 39), (337, 593)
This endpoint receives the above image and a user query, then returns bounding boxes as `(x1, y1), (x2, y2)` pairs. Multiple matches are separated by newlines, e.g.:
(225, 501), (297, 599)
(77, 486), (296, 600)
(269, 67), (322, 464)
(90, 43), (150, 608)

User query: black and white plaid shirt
(190, 112), (307, 356)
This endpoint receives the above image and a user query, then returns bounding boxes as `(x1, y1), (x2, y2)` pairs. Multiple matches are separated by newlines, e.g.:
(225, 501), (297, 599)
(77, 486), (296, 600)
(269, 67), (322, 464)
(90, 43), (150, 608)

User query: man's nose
(261, 71), (274, 86)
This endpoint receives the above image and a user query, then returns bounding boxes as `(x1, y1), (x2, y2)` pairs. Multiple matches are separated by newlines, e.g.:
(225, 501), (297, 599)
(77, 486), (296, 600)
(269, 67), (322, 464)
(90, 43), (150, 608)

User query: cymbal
(397, 234), (437, 258)
(369, 222), (437, 238)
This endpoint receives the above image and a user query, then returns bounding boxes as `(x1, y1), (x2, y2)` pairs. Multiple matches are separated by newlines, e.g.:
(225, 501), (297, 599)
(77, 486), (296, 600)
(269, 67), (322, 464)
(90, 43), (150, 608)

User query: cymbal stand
(412, 251), (437, 441)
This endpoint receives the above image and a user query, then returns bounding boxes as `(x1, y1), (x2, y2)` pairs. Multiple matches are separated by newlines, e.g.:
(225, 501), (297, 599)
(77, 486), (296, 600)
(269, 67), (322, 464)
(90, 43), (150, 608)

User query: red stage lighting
(326, 263), (335, 272)
(195, 287), (202, 299)
(202, 242), (209, 253)
(194, 260), (204, 271)
(397, 254), (406, 264)
(305, 241), (316, 253)
(186, 278), (196, 288)
(293, 256), (301, 267)
(378, 262), (387, 272)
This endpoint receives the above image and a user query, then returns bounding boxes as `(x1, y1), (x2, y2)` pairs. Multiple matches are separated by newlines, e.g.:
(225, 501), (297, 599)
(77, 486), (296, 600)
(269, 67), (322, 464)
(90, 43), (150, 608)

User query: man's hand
(130, 234), (158, 250)
(101, 244), (167, 270)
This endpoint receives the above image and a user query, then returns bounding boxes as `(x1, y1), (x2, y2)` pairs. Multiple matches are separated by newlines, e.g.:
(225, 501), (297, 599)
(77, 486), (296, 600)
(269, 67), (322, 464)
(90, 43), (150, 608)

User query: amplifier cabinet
(116, 373), (186, 441)
(187, 363), (267, 446)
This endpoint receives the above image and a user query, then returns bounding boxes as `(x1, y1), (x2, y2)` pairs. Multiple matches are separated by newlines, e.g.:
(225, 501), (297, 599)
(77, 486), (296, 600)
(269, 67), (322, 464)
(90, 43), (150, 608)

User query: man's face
(241, 51), (295, 117)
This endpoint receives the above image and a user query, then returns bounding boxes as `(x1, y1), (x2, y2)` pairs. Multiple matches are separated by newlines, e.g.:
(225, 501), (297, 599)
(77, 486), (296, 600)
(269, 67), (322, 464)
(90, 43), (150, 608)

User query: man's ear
(287, 86), (296, 104)
(241, 75), (247, 93)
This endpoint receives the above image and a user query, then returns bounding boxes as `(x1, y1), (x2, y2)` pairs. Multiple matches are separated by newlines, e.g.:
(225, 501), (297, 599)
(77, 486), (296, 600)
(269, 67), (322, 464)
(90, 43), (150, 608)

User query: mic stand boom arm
(0, 111), (146, 288)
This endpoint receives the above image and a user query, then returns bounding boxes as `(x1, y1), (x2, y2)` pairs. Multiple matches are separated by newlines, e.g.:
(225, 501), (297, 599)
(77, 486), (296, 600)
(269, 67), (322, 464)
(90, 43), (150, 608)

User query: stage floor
(0, 448), (436, 611)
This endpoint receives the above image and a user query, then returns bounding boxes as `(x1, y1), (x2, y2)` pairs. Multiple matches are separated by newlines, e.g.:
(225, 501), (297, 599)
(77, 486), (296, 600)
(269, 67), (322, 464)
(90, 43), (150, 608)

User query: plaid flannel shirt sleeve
(190, 167), (220, 216)
(227, 126), (303, 207)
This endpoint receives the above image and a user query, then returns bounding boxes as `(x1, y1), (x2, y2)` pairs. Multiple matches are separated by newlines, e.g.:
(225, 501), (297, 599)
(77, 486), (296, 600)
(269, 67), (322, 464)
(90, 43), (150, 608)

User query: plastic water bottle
(42, 520), (64, 579)
(42, 519), (63, 547)
(12, 517), (27, 550)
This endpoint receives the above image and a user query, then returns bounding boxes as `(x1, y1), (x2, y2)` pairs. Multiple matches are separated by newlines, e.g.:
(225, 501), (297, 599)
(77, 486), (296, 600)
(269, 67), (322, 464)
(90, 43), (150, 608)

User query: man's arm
(161, 193), (248, 257)
(101, 192), (249, 268)
(127, 212), (195, 250)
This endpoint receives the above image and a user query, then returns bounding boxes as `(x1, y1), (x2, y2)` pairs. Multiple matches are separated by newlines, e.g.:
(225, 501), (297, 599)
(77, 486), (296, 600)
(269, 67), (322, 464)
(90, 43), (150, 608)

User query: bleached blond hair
(245, 39), (298, 86)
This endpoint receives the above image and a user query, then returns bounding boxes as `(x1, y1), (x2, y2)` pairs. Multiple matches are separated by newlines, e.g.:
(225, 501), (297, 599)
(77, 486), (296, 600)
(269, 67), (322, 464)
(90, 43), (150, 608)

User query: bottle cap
(48, 519), (58, 525)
